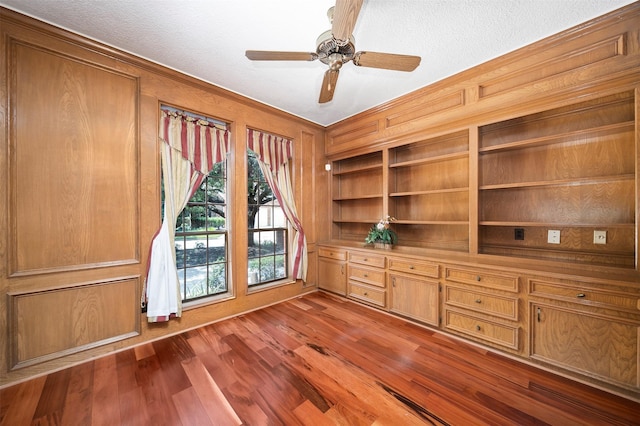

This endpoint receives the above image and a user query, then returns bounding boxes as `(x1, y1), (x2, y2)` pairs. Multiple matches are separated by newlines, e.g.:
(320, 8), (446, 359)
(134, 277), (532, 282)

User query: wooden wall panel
(8, 277), (140, 369)
(325, 5), (640, 157)
(9, 41), (139, 275)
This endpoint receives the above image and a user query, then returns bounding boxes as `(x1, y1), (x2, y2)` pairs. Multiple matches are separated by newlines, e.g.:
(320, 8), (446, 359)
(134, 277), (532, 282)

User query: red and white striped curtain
(145, 110), (229, 323)
(247, 129), (307, 281)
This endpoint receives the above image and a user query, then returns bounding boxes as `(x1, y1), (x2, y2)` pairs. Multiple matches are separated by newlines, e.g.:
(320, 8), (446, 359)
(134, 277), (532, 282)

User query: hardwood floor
(1, 291), (639, 425)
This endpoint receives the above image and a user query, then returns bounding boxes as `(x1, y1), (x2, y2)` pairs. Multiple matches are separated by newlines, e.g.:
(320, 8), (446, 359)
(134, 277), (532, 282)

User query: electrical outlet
(594, 230), (607, 244)
(547, 230), (560, 244)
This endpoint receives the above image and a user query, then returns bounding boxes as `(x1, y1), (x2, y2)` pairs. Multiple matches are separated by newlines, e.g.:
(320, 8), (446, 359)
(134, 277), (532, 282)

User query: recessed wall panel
(9, 41), (139, 275)
(9, 277), (140, 369)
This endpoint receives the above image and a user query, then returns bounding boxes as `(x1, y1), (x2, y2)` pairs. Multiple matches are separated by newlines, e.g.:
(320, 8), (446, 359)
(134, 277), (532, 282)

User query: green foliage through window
(175, 161), (229, 301)
(247, 150), (288, 286)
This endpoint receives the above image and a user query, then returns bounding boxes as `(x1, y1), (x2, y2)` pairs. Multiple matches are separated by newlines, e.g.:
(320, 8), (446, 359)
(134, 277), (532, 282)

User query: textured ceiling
(1, 0), (636, 126)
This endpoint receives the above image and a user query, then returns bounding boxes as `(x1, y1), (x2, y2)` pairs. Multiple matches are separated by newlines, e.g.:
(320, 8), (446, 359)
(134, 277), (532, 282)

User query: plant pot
(374, 242), (392, 250)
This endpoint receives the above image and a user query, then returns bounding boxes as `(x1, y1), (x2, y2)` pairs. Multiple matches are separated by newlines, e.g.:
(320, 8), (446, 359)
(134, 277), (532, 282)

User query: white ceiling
(1, 0), (636, 126)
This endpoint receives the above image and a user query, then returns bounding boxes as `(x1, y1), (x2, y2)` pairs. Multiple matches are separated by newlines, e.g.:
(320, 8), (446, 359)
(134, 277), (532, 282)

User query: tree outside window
(247, 150), (288, 286)
(174, 161), (228, 301)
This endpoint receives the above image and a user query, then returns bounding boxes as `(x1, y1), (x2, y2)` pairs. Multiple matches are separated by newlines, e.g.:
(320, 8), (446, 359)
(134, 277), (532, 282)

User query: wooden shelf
(333, 163), (382, 176)
(479, 221), (635, 228)
(333, 219), (380, 224)
(391, 187), (469, 197)
(389, 151), (469, 168)
(479, 175), (634, 191)
(396, 220), (469, 226)
(477, 92), (636, 268)
(333, 194), (383, 201)
(479, 121), (634, 153)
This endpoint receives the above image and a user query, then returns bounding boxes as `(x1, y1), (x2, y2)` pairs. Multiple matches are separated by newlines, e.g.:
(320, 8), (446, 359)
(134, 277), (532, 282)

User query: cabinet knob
(364, 258), (368, 261)
(363, 274), (368, 278)
(475, 275), (481, 281)
(475, 325), (481, 331)
(409, 265), (415, 270)
(576, 293), (586, 298)
(475, 299), (482, 304)
(364, 292), (368, 296)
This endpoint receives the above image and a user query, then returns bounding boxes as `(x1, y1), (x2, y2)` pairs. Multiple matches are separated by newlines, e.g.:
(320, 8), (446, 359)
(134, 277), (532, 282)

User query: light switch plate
(547, 230), (560, 244)
(594, 230), (607, 244)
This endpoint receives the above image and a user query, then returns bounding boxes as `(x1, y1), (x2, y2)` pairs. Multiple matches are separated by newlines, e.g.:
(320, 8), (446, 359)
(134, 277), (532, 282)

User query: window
(174, 161), (228, 301)
(247, 150), (288, 286)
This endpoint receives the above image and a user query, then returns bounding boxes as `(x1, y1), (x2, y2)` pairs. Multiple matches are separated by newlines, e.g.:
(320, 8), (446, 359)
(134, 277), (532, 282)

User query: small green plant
(365, 216), (397, 245)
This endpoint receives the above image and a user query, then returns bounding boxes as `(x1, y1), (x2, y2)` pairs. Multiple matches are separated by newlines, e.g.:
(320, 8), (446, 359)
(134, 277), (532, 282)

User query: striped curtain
(145, 110), (229, 323)
(247, 129), (307, 281)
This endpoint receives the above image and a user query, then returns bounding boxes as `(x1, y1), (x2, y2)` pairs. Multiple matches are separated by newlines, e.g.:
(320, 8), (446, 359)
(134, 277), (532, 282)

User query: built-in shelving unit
(388, 130), (470, 251)
(330, 131), (470, 252)
(331, 151), (384, 241)
(478, 92), (636, 268)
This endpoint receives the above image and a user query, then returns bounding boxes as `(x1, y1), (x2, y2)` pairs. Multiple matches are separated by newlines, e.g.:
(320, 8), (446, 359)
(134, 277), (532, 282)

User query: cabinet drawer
(349, 282), (386, 307)
(529, 279), (640, 312)
(445, 309), (519, 350)
(348, 265), (385, 288)
(445, 267), (519, 292)
(388, 258), (439, 278)
(349, 251), (386, 268)
(445, 286), (518, 321)
(318, 247), (347, 261)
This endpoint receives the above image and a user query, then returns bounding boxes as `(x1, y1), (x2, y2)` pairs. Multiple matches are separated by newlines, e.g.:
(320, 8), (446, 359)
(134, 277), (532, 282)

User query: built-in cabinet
(347, 251), (387, 308)
(388, 257), (440, 326)
(320, 2), (640, 401)
(443, 266), (521, 353)
(528, 275), (640, 391)
(318, 243), (640, 399)
(318, 247), (347, 295)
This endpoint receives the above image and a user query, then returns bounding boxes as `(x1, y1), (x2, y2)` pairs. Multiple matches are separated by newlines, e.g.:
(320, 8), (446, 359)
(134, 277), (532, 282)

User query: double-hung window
(247, 150), (288, 287)
(175, 162), (228, 301)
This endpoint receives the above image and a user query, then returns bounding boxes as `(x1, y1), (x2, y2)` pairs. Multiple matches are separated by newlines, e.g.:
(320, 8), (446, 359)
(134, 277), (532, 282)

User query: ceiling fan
(245, 0), (421, 103)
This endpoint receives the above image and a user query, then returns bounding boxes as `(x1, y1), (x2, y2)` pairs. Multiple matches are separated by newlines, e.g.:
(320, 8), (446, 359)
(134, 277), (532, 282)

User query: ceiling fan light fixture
(245, 0), (421, 103)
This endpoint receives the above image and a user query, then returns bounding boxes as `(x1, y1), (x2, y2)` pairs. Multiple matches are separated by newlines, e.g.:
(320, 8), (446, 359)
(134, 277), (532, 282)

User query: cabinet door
(531, 303), (639, 389)
(390, 274), (439, 326)
(318, 258), (346, 296)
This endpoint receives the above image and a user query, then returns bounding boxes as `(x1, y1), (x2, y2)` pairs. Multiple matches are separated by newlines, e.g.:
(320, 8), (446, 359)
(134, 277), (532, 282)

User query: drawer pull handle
(576, 293), (586, 298)
(475, 325), (481, 331)
(475, 299), (482, 304)
(475, 275), (481, 281)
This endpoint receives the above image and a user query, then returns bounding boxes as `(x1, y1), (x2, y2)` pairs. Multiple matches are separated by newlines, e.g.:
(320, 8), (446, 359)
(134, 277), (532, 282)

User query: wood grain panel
(326, 119), (378, 154)
(479, 34), (627, 99)
(531, 302), (639, 388)
(8, 277), (140, 368)
(385, 90), (465, 128)
(9, 41), (139, 275)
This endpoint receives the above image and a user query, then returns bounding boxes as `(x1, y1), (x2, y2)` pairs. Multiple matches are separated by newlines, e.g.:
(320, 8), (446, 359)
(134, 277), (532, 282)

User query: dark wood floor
(2, 292), (639, 425)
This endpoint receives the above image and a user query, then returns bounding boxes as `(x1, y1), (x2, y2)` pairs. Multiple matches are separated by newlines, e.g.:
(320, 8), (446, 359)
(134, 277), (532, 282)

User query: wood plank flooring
(2, 291), (639, 425)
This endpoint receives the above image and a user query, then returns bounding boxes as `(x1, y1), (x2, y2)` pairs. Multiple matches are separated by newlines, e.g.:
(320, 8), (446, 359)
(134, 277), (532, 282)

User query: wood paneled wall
(325, 4), (640, 160)
(0, 7), (325, 387)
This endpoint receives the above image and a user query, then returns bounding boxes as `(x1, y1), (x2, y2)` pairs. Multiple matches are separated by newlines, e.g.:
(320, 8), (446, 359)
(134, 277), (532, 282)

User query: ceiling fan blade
(245, 50), (318, 61)
(332, 0), (364, 44)
(353, 51), (421, 71)
(319, 69), (340, 103)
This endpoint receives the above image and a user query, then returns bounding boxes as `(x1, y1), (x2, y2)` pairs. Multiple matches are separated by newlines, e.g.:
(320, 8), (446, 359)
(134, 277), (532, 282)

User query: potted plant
(365, 216), (397, 249)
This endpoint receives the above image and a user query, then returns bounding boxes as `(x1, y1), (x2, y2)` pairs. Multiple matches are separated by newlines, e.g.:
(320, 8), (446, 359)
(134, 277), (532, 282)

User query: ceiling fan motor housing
(316, 30), (356, 66)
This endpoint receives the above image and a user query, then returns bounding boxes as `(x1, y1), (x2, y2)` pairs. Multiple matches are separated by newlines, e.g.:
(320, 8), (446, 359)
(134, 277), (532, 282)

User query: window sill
(247, 278), (296, 294)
